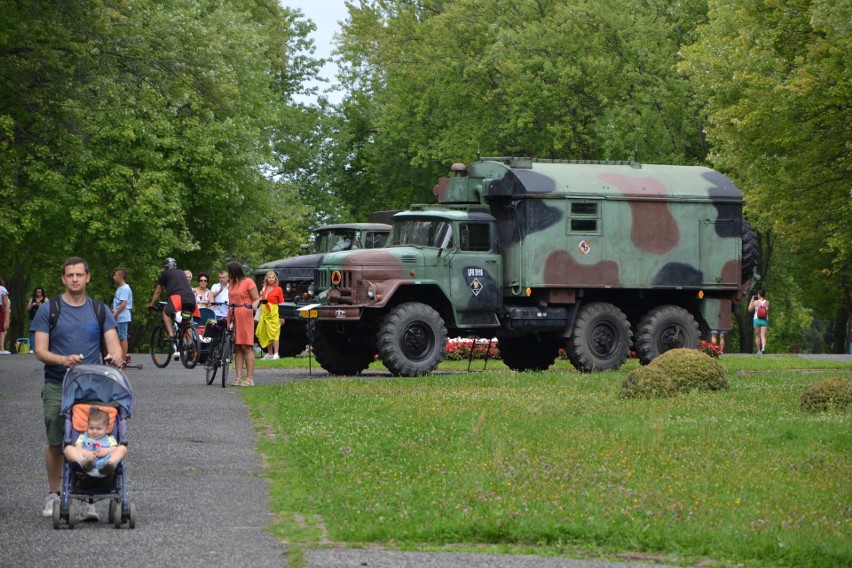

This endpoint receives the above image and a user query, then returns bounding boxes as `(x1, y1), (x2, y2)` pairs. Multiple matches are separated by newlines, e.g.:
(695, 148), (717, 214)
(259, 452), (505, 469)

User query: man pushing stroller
(32, 256), (125, 521)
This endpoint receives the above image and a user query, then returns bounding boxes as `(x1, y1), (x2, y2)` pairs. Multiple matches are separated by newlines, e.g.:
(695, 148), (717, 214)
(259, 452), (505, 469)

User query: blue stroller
(52, 364), (136, 529)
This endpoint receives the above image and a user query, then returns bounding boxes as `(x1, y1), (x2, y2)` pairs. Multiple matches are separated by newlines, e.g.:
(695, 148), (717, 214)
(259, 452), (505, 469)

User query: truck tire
(635, 305), (700, 365)
(308, 321), (375, 375)
(500, 335), (560, 371)
(278, 328), (308, 357)
(377, 302), (447, 377)
(741, 219), (758, 283)
(566, 302), (632, 372)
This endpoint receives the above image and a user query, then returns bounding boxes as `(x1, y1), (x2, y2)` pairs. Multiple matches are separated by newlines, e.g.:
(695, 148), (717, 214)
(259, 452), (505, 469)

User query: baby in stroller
(52, 364), (136, 529)
(63, 407), (127, 478)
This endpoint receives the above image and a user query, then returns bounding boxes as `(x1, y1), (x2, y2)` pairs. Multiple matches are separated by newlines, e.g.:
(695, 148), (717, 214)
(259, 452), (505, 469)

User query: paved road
(16, 354), (849, 567)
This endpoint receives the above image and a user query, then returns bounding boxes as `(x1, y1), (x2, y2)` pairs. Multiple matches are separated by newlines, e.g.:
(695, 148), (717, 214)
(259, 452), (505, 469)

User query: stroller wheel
(108, 499), (117, 524)
(67, 500), (77, 530)
(52, 500), (61, 529)
(128, 501), (137, 529)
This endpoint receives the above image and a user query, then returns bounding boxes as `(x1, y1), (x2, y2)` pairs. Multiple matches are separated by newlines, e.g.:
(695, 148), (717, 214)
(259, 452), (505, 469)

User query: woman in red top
(226, 261), (260, 386)
(256, 271), (284, 360)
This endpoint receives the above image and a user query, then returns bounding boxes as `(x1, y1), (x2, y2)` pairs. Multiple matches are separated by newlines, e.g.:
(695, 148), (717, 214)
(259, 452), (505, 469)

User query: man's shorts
(42, 382), (63, 446)
(116, 322), (129, 341)
(165, 295), (197, 320)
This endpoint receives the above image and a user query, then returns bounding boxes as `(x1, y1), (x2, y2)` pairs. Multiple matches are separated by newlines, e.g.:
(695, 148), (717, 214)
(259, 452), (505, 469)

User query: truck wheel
(500, 336), (559, 371)
(741, 219), (758, 283)
(635, 305), (700, 365)
(566, 302), (632, 372)
(377, 302), (447, 377)
(278, 328), (308, 357)
(309, 322), (375, 375)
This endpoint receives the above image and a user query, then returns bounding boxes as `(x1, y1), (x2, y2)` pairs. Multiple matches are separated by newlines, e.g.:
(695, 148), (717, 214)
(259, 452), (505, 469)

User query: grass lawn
(244, 355), (851, 567)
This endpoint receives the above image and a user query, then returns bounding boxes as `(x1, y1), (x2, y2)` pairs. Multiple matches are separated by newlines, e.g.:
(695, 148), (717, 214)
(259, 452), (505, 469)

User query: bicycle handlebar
(209, 302), (254, 308)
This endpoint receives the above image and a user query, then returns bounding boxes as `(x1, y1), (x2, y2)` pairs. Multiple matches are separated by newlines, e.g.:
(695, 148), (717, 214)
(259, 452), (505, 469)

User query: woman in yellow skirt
(256, 271), (284, 360)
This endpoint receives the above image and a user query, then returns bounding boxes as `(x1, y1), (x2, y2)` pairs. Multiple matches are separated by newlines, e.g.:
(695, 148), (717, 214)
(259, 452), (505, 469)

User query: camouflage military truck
(308, 157), (756, 376)
(253, 220), (391, 356)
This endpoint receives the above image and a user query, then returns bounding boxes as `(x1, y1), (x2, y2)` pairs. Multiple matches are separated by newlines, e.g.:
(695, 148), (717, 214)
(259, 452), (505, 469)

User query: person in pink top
(226, 261), (260, 386)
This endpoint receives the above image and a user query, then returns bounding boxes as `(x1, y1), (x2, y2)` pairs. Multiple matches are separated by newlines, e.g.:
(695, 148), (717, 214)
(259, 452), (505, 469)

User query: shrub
(800, 378), (852, 413)
(650, 348), (729, 393)
(619, 365), (677, 399)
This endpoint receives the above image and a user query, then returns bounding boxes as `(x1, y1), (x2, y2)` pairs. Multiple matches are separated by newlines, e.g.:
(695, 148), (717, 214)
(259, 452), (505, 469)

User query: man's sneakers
(80, 501), (99, 522)
(42, 493), (60, 517)
(43, 493), (100, 522)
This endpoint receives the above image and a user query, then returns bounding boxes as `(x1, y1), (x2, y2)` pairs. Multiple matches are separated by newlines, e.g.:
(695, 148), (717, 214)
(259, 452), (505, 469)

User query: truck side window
(569, 201), (599, 233)
(368, 233), (387, 248)
(460, 223), (492, 252)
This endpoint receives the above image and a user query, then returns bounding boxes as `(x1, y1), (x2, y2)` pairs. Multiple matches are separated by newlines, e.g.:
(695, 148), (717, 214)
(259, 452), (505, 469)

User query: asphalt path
(14, 352), (847, 567)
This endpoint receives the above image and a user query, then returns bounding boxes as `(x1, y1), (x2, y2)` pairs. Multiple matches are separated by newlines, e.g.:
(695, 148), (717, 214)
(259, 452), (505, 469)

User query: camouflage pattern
(311, 158), (753, 375)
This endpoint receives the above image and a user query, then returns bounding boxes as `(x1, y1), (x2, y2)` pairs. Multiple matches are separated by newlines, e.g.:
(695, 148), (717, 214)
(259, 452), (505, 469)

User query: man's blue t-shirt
(32, 297), (118, 384)
(113, 283), (133, 324)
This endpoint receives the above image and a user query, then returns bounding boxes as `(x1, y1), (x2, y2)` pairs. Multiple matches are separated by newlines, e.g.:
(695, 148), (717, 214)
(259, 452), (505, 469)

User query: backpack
(756, 302), (768, 319)
(49, 296), (108, 362)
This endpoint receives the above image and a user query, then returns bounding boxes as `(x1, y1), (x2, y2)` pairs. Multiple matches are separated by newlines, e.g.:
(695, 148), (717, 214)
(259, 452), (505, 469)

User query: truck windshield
(388, 219), (453, 249)
(313, 230), (360, 253)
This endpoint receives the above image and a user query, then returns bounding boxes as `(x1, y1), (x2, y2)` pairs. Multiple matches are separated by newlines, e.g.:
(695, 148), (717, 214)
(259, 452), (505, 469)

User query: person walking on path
(227, 261), (259, 386)
(209, 271), (229, 319)
(26, 287), (48, 350)
(112, 268), (133, 364)
(256, 271), (284, 360)
(748, 289), (770, 354)
(31, 256), (122, 521)
(0, 276), (10, 354)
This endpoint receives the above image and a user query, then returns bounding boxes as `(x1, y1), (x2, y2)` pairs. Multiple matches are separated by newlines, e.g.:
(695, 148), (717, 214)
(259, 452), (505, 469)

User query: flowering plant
(444, 338), (501, 361)
(698, 340), (722, 358)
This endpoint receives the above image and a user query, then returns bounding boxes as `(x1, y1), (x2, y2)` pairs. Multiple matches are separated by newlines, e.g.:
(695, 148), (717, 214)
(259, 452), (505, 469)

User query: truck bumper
(313, 305), (363, 321)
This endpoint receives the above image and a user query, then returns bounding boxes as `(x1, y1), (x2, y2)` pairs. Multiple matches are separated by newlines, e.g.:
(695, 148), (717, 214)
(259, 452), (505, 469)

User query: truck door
(448, 221), (502, 327)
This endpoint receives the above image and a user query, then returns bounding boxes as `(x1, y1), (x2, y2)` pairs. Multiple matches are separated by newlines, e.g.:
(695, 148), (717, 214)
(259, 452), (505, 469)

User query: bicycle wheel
(221, 333), (234, 388)
(180, 326), (200, 369)
(150, 325), (172, 368)
(204, 338), (220, 385)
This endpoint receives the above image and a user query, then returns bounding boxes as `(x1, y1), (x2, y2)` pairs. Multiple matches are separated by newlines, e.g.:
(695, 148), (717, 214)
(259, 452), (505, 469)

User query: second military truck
(307, 157), (756, 376)
(254, 220), (391, 356)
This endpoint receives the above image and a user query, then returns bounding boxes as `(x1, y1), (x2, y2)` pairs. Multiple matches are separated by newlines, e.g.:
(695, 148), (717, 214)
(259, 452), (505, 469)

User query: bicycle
(204, 302), (251, 388)
(148, 302), (200, 369)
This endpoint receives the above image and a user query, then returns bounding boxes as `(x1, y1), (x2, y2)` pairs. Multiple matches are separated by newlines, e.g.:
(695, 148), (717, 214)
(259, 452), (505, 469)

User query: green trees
(0, 0), (318, 341)
(682, 0), (851, 352)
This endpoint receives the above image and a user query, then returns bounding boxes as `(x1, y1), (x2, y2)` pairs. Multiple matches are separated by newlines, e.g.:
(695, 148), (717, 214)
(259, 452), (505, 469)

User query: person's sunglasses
(199, 279), (208, 282)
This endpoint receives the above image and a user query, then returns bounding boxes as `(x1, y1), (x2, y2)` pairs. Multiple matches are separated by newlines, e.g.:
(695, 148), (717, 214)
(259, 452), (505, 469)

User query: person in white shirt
(209, 271), (230, 319)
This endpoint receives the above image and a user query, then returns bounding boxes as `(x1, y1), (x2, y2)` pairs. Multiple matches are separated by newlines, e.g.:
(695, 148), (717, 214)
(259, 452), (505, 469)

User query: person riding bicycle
(147, 258), (198, 341)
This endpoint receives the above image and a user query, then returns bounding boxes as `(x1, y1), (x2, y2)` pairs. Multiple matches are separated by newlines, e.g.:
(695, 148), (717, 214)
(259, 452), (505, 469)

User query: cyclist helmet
(162, 257), (177, 270)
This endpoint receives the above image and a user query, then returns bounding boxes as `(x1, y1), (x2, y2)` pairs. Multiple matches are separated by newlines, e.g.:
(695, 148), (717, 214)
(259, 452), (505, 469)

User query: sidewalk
(0, 354), (674, 568)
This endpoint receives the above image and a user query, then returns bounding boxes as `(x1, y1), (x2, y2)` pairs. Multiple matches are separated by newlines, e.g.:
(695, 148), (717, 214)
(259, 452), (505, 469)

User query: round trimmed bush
(620, 365), (677, 399)
(800, 378), (852, 413)
(650, 348), (729, 392)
